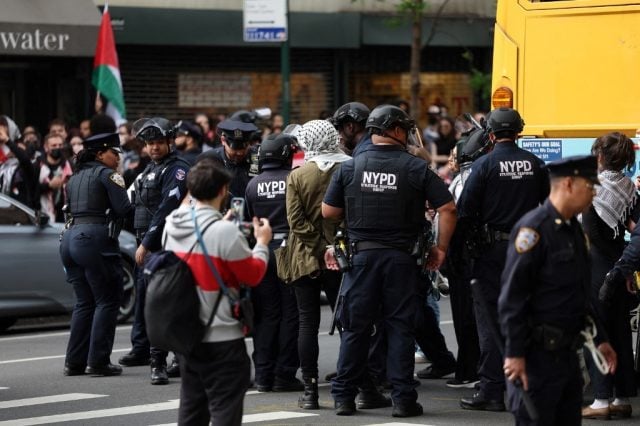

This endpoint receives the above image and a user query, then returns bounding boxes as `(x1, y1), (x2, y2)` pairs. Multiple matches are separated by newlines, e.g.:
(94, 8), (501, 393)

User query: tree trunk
(410, 0), (423, 123)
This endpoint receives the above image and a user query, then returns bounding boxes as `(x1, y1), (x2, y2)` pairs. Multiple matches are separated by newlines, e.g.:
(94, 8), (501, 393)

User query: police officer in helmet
(197, 119), (259, 200)
(330, 102), (370, 156)
(245, 133), (303, 392)
(118, 117), (190, 385)
(61, 132), (134, 377)
(322, 104), (457, 417)
(457, 107), (549, 411)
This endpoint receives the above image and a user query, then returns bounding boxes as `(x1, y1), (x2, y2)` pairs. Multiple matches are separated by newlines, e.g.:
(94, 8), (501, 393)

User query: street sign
(243, 0), (287, 42)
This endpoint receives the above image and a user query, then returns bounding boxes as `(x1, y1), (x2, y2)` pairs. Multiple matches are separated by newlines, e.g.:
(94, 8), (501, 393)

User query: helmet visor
(132, 118), (174, 141)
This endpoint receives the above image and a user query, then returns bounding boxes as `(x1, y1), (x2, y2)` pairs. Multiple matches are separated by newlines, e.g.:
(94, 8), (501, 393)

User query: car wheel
(0, 318), (17, 332)
(118, 258), (136, 323)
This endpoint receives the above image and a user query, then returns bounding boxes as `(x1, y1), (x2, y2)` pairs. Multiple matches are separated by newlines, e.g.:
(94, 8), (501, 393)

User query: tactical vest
(66, 162), (109, 217)
(133, 155), (185, 231)
(344, 153), (424, 240)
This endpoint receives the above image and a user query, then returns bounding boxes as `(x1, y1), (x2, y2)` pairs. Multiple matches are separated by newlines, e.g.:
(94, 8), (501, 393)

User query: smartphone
(231, 197), (245, 223)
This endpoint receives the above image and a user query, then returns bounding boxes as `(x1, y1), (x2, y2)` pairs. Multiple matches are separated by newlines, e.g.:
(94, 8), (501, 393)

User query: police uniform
(324, 142), (453, 412)
(244, 137), (299, 391)
(197, 120), (259, 199)
(498, 156), (608, 425)
(130, 150), (189, 362)
(457, 115), (549, 408)
(61, 133), (133, 376)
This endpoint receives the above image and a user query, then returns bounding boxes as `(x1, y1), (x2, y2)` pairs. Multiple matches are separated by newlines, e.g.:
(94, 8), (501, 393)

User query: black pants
(177, 339), (250, 426)
(251, 242), (300, 385)
(415, 280), (456, 370)
(472, 241), (507, 401)
(507, 349), (582, 426)
(293, 271), (341, 379)
(448, 268), (480, 382)
(130, 253), (168, 364)
(61, 224), (123, 368)
(587, 248), (637, 399)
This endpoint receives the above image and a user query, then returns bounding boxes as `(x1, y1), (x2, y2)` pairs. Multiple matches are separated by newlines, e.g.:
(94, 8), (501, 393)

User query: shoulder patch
(514, 227), (539, 254)
(175, 168), (186, 181)
(109, 172), (126, 188)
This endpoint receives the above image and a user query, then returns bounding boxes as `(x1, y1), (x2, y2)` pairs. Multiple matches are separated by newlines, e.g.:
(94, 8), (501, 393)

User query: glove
(599, 268), (624, 307)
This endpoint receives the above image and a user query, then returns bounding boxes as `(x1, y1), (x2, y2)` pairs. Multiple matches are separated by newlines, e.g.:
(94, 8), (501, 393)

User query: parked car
(0, 193), (137, 332)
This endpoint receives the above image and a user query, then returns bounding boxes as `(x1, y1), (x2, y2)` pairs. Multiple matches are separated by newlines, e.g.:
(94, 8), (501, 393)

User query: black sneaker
(335, 400), (356, 416)
(150, 366), (169, 385)
(118, 352), (150, 367)
(460, 392), (506, 412)
(356, 390), (392, 409)
(85, 364), (122, 377)
(273, 376), (304, 392)
(392, 401), (423, 417)
(416, 364), (456, 379)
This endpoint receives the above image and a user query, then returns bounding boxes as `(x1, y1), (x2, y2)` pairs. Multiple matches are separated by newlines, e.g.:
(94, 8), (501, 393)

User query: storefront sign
(0, 23), (97, 57)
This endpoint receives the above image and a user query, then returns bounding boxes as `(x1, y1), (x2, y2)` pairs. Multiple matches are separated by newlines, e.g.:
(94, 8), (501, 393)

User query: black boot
(298, 377), (319, 409)
(150, 361), (169, 385)
(166, 357), (180, 378)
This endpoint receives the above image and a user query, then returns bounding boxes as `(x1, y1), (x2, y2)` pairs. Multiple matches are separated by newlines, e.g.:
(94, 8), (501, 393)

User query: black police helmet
(365, 104), (415, 134)
(458, 128), (491, 164)
(486, 107), (524, 135)
(330, 102), (370, 127)
(230, 110), (257, 124)
(258, 133), (298, 166)
(132, 117), (176, 142)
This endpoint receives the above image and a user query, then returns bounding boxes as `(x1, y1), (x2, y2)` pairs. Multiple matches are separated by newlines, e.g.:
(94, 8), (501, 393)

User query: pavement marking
(0, 388), (8, 391)
(366, 424), (435, 426)
(149, 410), (318, 426)
(0, 326), (132, 342)
(0, 348), (129, 365)
(0, 394), (107, 410)
(0, 399), (180, 425)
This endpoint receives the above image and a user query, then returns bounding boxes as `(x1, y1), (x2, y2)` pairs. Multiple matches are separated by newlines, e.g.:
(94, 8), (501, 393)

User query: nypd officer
(118, 117), (190, 385)
(174, 120), (203, 166)
(197, 119), (259, 199)
(330, 102), (371, 156)
(457, 107), (549, 411)
(499, 155), (617, 425)
(245, 133), (302, 392)
(61, 132), (133, 377)
(322, 105), (457, 417)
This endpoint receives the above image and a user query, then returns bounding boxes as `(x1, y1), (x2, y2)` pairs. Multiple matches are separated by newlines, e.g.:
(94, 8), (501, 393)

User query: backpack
(143, 219), (219, 355)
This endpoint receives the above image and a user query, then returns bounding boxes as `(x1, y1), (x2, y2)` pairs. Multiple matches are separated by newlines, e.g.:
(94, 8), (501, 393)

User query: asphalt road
(0, 301), (638, 425)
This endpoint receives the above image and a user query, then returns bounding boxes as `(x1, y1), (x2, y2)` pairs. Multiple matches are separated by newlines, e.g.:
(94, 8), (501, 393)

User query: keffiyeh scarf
(298, 120), (351, 171)
(592, 170), (636, 237)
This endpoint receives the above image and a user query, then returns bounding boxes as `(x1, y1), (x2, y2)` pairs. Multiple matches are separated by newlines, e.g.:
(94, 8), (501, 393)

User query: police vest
(344, 154), (424, 240)
(133, 155), (187, 231)
(67, 162), (110, 217)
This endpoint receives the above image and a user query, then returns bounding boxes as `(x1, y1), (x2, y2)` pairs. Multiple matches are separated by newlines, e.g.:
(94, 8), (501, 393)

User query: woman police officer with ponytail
(60, 132), (133, 377)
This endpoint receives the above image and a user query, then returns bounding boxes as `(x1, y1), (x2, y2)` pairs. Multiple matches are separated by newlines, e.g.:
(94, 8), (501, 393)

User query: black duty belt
(353, 241), (411, 253)
(492, 231), (511, 242)
(72, 216), (108, 225)
(531, 324), (584, 352)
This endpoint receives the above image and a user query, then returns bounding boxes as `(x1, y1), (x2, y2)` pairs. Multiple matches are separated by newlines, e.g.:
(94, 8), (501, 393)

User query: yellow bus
(491, 0), (640, 166)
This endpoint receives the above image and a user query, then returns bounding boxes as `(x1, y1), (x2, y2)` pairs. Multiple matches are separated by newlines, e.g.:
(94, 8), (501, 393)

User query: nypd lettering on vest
(257, 180), (286, 199)
(499, 160), (534, 180)
(361, 171), (398, 192)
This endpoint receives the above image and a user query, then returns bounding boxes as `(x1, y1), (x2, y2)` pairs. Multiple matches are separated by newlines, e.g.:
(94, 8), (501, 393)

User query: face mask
(49, 148), (63, 160)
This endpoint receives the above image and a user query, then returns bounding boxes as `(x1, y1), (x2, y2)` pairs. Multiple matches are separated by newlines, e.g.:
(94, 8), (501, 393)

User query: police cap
(544, 155), (599, 184)
(177, 120), (202, 141)
(83, 132), (121, 153)
(229, 110), (257, 124)
(217, 119), (259, 149)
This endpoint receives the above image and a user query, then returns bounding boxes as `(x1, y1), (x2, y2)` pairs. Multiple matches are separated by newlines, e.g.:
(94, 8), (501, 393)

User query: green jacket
(276, 162), (341, 283)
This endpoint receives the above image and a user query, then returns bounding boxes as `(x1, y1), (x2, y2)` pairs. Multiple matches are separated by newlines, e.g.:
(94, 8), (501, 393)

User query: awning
(0, 0), (101, 57)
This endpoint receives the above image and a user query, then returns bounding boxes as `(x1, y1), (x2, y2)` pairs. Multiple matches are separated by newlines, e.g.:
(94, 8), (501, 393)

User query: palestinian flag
(92, 4), (126, 125)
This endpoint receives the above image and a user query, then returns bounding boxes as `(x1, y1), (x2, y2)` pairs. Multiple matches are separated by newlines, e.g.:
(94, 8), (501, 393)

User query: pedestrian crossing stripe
(0, 393), (107, 410)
